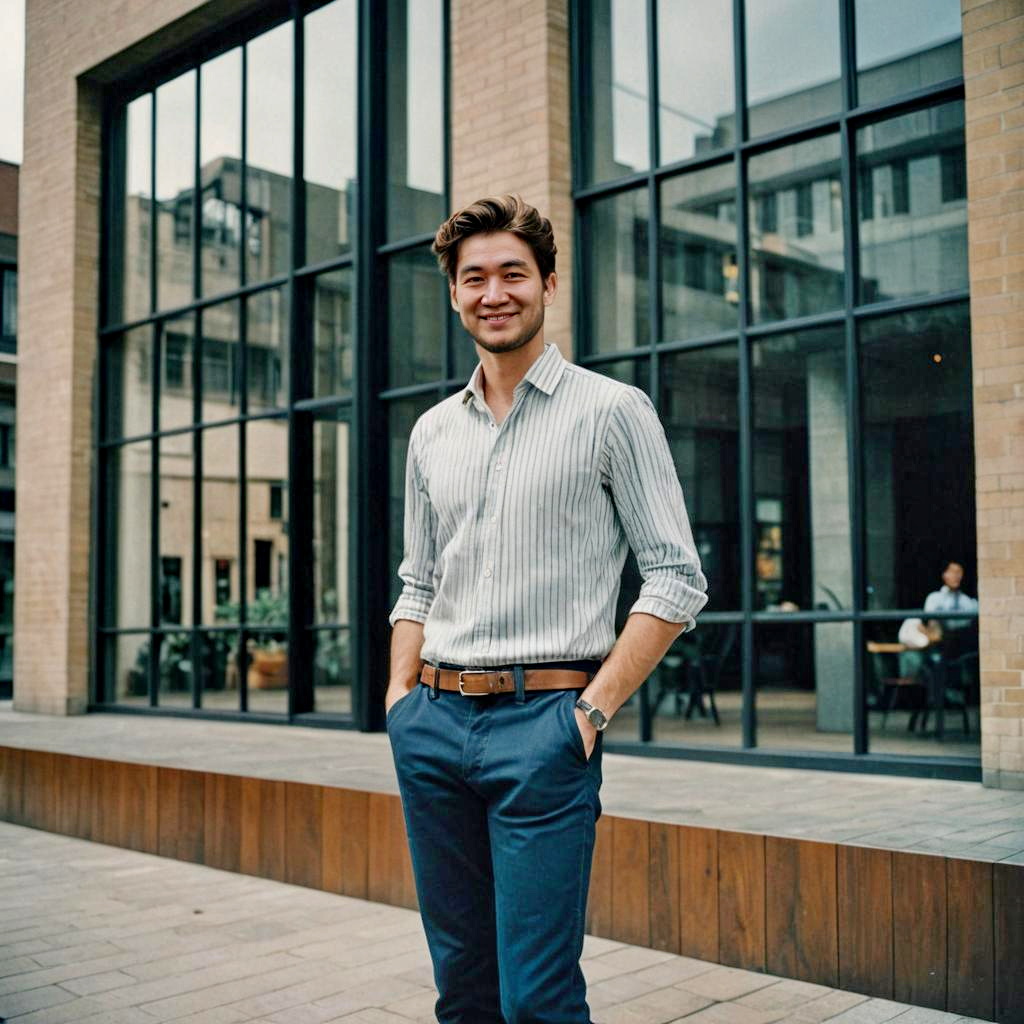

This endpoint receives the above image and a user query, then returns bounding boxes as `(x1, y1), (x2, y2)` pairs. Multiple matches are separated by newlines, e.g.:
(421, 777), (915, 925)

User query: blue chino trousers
(386, 682), (603, 1024)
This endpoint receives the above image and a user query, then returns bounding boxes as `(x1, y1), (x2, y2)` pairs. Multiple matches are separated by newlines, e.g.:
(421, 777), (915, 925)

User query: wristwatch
(575, 697), (610, 731)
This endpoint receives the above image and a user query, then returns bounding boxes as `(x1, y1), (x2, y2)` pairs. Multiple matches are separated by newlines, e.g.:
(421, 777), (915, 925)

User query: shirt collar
(461, 344), (566, 410)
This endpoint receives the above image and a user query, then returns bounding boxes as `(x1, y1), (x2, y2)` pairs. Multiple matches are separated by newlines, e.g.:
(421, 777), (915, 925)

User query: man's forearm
(581, 612), (686, 721)
(387, 619), (426, 704)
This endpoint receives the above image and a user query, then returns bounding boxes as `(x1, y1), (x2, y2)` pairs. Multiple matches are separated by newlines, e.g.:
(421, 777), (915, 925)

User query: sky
(0, 0), (24, 165)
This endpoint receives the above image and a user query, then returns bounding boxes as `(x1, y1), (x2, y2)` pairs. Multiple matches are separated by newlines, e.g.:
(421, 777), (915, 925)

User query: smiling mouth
(480, 313), (516, 324)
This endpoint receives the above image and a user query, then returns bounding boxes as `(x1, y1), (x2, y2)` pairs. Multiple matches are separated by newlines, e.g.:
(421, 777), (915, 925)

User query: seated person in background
(924, 561), (978, 630)
(899, 560), (979, 678)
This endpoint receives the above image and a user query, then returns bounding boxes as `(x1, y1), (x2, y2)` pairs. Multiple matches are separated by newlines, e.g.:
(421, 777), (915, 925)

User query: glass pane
(592, 356), (649, 391)
(247, 287), (289, 411)
(386, 0), (446, 240)
(122, 95), (152, 322)
(314, 412), (350, 625)
(313, 269), (354, 400)
(752, 327), (850, 611)
(451, 307), (478, 382)
(246, 22), (293, 282)
(1, 268), (15, 340)
(160, 314), (196, 431)
(201, 299), (240, 422)
(155, 70), (196, 311)
(246, 417), (289, 617)
(201, 425), (239, 625)
(200, 631), (240, 710)
(314, 627), (352, 713)
(389, 394), (438, 608)
(200, 47), (243, 298)
(661, 345), (740, 611)
(660, 162), (738, 342)
(108, 441), (152, 629)
(857, 100), (967, 304)
(157, 630), (194, 707)
(105, 326), (153, 440)
(857, 0), (962, 107)
(305, 0), (357, 263)
(748, 134), (844, 324)
(745, 0), (841, 138)
(657, 0), (734, 163)
(246, 630), (289, 713)
(159, 432), (194, 625)
(647, 623), (743, 747)
(583, 188), (650, 355)
(107, 633), (151, 705)
(866, 619), (979, 758)
(388, 246), (446, 387)
(756, 623), (854, 753)
(860, 303), (976, 614)
(582, 0), (648, 184)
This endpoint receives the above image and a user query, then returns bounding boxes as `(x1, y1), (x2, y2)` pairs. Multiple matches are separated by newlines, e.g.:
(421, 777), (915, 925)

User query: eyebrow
(459, 259), (530, 276)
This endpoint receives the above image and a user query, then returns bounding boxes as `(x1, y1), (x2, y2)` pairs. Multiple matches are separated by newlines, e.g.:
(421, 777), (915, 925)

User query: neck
(478, 333), (546, 407)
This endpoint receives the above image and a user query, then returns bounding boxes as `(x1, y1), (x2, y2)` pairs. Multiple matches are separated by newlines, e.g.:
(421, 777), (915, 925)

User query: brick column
(449, 0), (574, 355)
(962, 0), (1024, 788)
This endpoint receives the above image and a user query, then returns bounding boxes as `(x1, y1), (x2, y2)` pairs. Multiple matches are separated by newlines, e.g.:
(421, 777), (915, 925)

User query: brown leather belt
(419, 663), (590, 696)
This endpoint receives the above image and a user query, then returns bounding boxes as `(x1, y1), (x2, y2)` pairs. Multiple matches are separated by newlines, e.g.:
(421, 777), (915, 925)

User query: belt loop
(429, 663), (440, 701)
(513, 664), (526, 704)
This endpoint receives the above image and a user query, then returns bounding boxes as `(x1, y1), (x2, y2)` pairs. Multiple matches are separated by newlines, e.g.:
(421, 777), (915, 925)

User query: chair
(866, 641), (926, 731)
(655, 625), (737, 726)
(916, 649), (977, 737)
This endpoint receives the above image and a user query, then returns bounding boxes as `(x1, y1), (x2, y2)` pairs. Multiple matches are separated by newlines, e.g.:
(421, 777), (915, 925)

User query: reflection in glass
(857, 0), (962, 107)
(660, 163), (738, 342)
(660, 345), (740, 611)
(860, 303), (975, 612)
(745, 0), (840, 138)
(389, 395), (438, 608)
(246, 630), (289, 713)
(752, 328), (849, 611)
(109, 633), (150, 704)
(314, 627), (352, 713)
(583, 189), (649, 355)
(314, 413), (350, 625)
(582, 0), (649, 184)
(756, 623), (854, 752)
(657, 0), (734, 163)
(313, 269), (353, 399)
(748, 134), (844, 323)
(246, 23), (293, 283)
(247, 288), (289, 410)
(200, 631), (240, 710)
(200, 48), (243, 298)
(201, 425), (240, 625)
(155, 70), (196, 311)
(857, 101), (967, 304)
(386, 0), (445, 239)
(388, 247), (446, 387)
(306, 0), (357, 263)
(592, 357), (649, 391)
(122, 95), (152, 323)
(157, 631), (194, 707)
(201, 299), (240, 422)
(105, 327), (153, 440)
(160, 314), (196, 432)
(158, 433), (193, 625)
(110, 441), (152, 629)
(246, 417), (289, 612)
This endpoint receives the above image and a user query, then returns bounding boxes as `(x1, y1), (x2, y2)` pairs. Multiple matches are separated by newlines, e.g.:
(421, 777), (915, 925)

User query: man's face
(450, 231), (557, 355)
(942, 562), (964, 590)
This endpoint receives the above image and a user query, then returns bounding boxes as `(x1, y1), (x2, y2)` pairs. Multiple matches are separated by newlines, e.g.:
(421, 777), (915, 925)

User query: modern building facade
(0, 160), (16, 701)
(15, 0), (1024, 786)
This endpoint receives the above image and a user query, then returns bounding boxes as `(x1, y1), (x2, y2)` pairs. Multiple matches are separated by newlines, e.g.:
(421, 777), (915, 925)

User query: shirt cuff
(389, 591), (433, 627)
(629, 576), (708, 629)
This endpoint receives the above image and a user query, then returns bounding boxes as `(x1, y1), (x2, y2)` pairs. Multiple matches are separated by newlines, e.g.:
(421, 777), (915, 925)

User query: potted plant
(246, 589), (289, 690)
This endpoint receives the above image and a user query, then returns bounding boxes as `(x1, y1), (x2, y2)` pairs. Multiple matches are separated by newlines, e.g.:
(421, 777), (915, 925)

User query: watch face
(587, 706), (608, 730)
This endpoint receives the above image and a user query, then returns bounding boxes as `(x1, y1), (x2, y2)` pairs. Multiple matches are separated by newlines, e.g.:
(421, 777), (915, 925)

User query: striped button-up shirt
(389, 343), (708, 666)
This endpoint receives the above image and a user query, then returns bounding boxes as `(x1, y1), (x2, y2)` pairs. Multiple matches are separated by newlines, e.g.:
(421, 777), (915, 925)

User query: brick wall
(962, 0), (1024, 788)
(0, 162), (17, 236)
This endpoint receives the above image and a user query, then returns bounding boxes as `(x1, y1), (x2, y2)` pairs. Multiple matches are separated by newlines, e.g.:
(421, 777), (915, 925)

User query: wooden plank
(994, 862), (1024, 1024)
(56, 754), (93, 840)
(717, 830), (765, 972)
(322, 787), (369, 899)
(391, 795), (418, 911)
(648, 822), (680, 954)
(586, 813), (614, 938)
(90, 759), (119, 845)
(240, 777), (286, 882)
(21, 750), (57, 833)
(947, 857), (994, 1020)
(285, 782), (322, 890)
(117, 763), (159, 854)
(611, 817), (651, 947)
(158, 767), (205, 863)
(892, 852), (947, 1010)
(203, 772), (242, 873)
(367, 791), (394, 904)
(837, 845), (893, 998)
(678, 824), (718, 962)
(0, 746), (25, 824)
(765, 838), (838, 987)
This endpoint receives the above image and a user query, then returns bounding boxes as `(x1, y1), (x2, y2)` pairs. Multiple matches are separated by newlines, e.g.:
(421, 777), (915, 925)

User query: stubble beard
(471, 307), (545, 355)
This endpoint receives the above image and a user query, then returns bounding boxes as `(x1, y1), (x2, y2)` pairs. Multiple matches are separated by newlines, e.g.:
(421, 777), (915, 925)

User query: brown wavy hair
(432, 195), (557, 282)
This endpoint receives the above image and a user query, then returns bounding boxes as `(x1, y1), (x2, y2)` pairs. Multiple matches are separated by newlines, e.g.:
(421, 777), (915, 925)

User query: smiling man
(385, 195), (707, 1024)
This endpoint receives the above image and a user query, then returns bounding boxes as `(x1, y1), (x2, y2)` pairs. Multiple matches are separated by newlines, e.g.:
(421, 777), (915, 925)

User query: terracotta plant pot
(248, 648), (288, 689)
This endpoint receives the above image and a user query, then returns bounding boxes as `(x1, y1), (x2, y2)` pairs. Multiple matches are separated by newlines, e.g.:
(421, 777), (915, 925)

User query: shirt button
(484, 567), (493, 578)
(490, 515), (497, 523)
(495, 461), (504, 471)
(490, 422), (497, 430)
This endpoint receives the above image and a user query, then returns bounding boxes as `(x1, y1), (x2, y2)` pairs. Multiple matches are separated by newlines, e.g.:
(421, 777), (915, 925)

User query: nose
(482, 278), (508, 306)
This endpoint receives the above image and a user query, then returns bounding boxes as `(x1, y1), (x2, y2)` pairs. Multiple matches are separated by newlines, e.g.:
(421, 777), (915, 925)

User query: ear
(542, 271), (558, 307)
(449, 280), (459, 312)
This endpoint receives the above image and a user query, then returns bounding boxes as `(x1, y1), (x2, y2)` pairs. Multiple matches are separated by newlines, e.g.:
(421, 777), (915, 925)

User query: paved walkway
(1, 706), (1023, 863)
(0, 823), (996, 1024)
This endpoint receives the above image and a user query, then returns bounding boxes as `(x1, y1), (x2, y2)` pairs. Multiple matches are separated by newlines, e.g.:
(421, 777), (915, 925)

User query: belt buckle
(458, 669), (492, 697)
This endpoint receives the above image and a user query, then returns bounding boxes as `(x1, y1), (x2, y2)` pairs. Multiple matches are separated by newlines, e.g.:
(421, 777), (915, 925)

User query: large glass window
(575, 1), (973, 768)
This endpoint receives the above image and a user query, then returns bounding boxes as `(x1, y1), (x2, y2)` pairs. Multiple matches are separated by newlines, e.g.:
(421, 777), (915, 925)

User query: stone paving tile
(787, 989), (870, 1022)
(826, 998), (929, 1022)
(594, 984), (713, 1023)
(735, 978), (836, 1012)
(676, 966), (781, 1001)
(0, 984), (79, 1018)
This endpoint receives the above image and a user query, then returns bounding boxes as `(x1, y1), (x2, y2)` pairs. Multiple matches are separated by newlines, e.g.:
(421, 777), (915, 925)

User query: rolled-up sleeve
(603, 387), (709, 629)
(389, 423), (437, 626)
